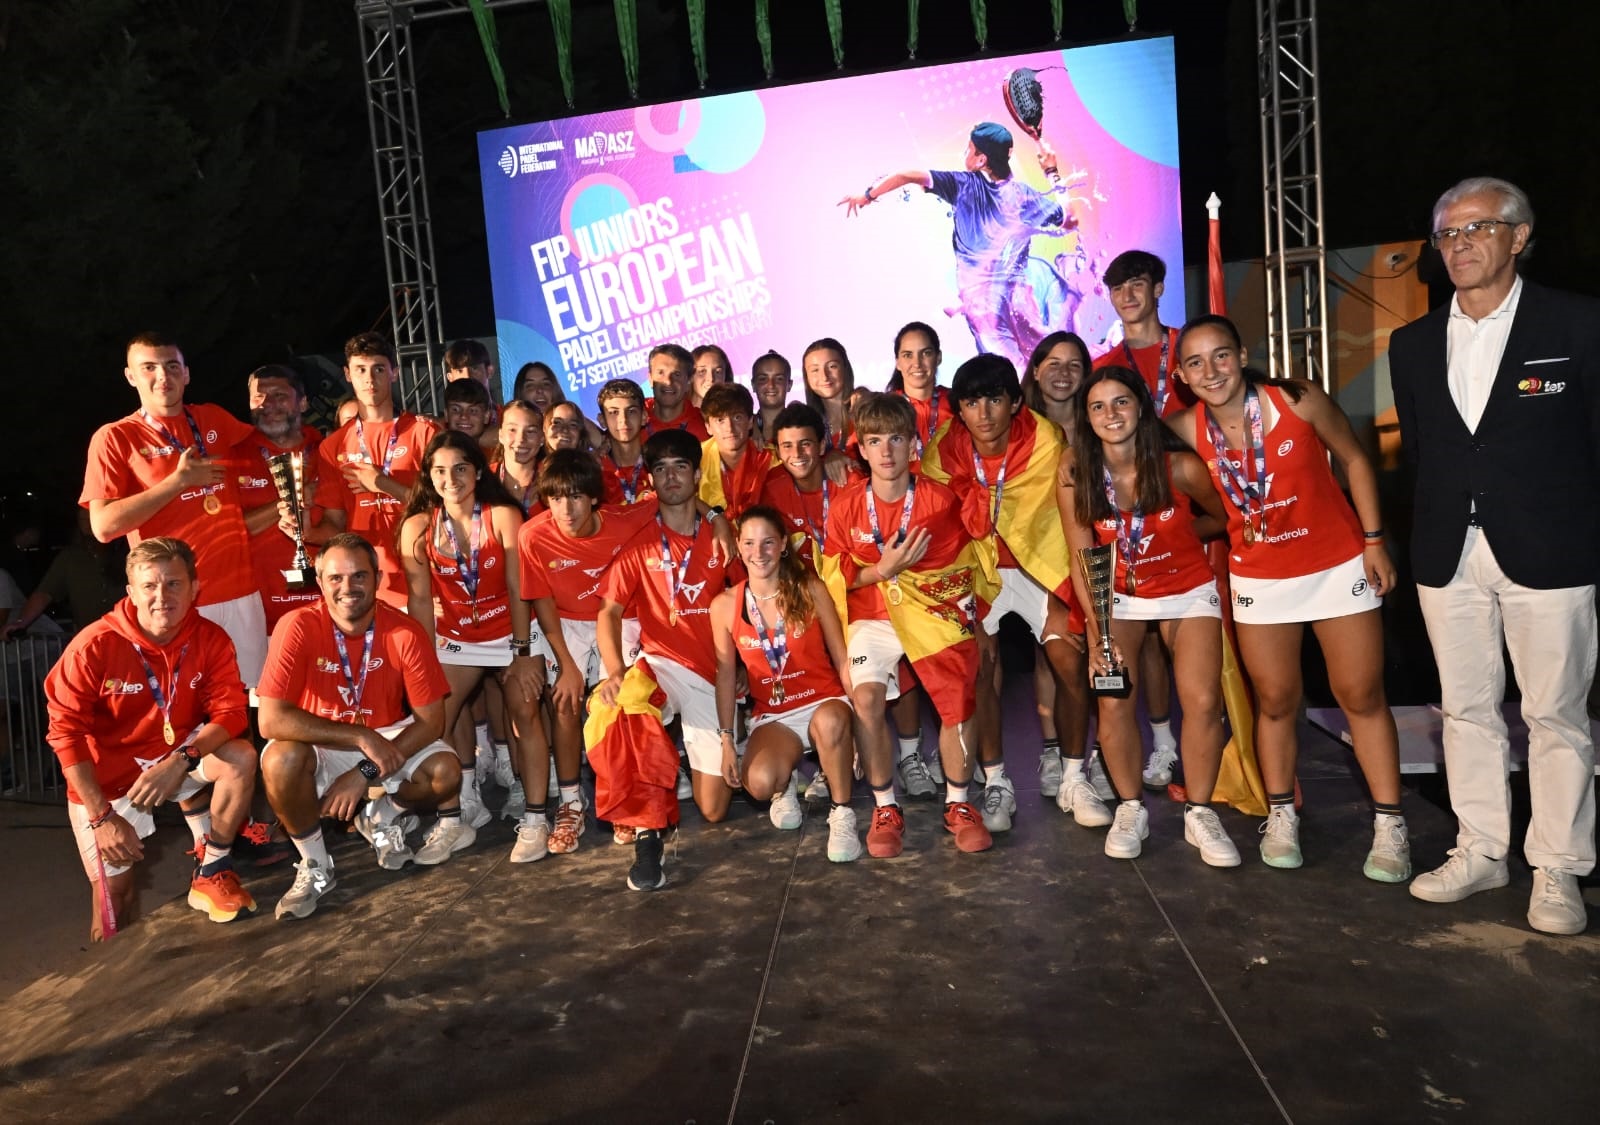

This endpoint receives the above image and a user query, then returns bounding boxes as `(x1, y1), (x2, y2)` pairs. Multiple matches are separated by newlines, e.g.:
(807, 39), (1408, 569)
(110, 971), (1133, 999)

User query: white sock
(521, 809), (545, 830)
(183, 808), (212, 846)
(873, 784), (898, 808)
(474, 721), (493, 753)
(1064, 756), (1085, 779)
(984, 761), (1008, 787)
(291, 827), (331, 867)
(945, 782), (968, 804)
(1375, 812), (1406, 830)
(897, 735), (922, 761)
(559, 783), (582, 808)
(1150, 719), (1176, 752)
(461, 764), (478, 797)
(367, 793), (401, 825)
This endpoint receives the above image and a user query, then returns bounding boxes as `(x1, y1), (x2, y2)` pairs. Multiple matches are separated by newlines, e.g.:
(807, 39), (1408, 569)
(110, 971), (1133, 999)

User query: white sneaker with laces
(275, 858), (336, 920)
(1527, 868), (1587, 935)
(415, 818), (476, 865)
(511, 819), (550, 863)
(1408, 847), (1509, 902)
(1183, 805), (1241, 867)
(1143, 744), (1179, 789)
(1086, 749), (1116, 802)
(355, 809), (413, 870)
(981, 775), (1017, 833)
(770, 775), (803, 830)
(1056, 775), (1113, 828)
(896, 753), (938, 799)
(1258, 805), (1303, 870)
(1105, 800), (1149, 859)
(826, 804), (862, 863)
(1037, 749), (1064, 798)
(1363, 816), (1411, 883)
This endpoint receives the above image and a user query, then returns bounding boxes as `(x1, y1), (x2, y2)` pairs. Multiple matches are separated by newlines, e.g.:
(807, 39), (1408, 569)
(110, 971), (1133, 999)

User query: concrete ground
(2, 694), (1596, 1123)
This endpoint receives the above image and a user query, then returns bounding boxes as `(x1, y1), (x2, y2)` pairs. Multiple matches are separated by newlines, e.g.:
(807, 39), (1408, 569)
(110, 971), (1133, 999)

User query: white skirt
(1230, 552), (1381, 625)
(1110, 578), (1223, 622)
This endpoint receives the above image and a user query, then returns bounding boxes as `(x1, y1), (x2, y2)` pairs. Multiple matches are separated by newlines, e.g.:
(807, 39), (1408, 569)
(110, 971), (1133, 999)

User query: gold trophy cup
(267, 451), (317, 589)
(1076, 543), (1131, 698)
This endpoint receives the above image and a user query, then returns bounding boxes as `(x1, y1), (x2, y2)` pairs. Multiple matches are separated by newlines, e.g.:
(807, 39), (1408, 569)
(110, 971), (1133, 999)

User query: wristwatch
(357, 759), (381, 782)
(171, 742), (201, 768)
(706, 505), (727, 521)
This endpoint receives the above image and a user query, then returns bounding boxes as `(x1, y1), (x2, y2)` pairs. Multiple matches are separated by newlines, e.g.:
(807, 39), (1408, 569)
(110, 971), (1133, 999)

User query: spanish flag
(699, 439), (778, 517)
(921, 408), (1072, 598)
(582, 659), (681, 830)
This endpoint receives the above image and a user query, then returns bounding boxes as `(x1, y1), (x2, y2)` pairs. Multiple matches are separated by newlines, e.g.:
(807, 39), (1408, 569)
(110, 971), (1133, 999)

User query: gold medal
(163, 718), (176, 746)
(886, 580), (903, 606)
(1126, 571), (1137, 596)
(1242, 520), (1255, 545)
(471, 608), (479, 626)
(771, 681), (786, 706)
(669, 609), (679, 626)
(203, 493), (222, 515)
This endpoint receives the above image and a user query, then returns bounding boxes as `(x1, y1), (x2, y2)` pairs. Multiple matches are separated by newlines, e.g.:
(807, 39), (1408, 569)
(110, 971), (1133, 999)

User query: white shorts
(1112, 578), (1224, 622)
(436, 633), (512, 668)
(846, 619), (905, 700)
(750, 695), (852, 752)
(200, 592), (268, 688)
(646, 654), (721, 774)
(982, 567), (1050, 640)
(69, 757), (212, 881)
(1231, 553), (1381, 625)
(305, 720), (453, 797)
(552, 618), (602, 687)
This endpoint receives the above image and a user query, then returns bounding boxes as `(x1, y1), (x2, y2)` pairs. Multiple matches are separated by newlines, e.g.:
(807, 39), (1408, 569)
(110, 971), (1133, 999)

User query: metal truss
(1256, 0), (1329, 389)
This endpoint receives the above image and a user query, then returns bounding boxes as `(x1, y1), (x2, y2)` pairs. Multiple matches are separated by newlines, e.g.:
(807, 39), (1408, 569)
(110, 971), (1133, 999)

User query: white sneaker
(770, 775), (803, 830)
(415, 818), (476, 865)
(1183, 805), (1241, 867)
(1105, 800), (1149, 859)
(1056, 775), (1113, 828)
(492, 746), (515, 790)
(1086, 748), (1116, 801)
(1527, 868), (1587, 935)
(275, 858), (336, 920)
(458, 781), (493, 830)
(896, 753), (938, 799)
(1258, 805), (1303, 870)
(501, 778), (527, 822)
(1363, 816), (1411, 883)
(804, 770), (833, 811)
(981, 775), (1016, 833)
(1143, 743), (1179, 789)
(826, 804), (862, 863)
(355, 809), (413, 870)
(676, 764), (694, 800)
(1038, 749), (1064, 798)
(511, 819), (550, 863)
(1408, 847), (1508, 903)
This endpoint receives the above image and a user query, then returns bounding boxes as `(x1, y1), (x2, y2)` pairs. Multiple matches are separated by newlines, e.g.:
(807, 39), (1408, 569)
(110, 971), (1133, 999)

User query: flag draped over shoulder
(884, 540), (997, 725)
(922, 409), (1071, 598)
(699, 440), (776, 517)
(582, 661), (680, 829)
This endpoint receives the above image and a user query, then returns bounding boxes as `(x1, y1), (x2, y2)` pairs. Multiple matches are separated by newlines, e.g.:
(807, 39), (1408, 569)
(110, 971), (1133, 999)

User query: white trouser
(1416, 527), (1596, 873)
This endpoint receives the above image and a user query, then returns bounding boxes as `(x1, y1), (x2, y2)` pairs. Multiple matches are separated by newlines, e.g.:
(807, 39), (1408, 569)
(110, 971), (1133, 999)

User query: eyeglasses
(1429, 219), (1514, 249)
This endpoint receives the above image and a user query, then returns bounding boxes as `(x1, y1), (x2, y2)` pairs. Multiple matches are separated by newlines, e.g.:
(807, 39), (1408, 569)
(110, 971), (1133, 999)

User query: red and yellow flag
(582, 660), (681, 829)
(699, 439), (777, 518)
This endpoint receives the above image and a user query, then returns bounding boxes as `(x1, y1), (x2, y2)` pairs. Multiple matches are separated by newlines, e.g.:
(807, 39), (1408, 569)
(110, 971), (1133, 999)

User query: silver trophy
(267, 451), (317, 589)
(1076, 543), (1131, 698)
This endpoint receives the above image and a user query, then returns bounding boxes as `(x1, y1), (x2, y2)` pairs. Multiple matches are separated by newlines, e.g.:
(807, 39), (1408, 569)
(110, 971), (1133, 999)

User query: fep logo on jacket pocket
(1517, 376), (1566, 396)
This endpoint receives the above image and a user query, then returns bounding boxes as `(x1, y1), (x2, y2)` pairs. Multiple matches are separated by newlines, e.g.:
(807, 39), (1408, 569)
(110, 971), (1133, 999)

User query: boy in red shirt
(822, 393), (996, 858)
(46, 537), (260, 940)
(699, 383), (776, 519)
(595, 379), (653, 505)
(760, 403), (860, 575)
(257, 533), (466, 919)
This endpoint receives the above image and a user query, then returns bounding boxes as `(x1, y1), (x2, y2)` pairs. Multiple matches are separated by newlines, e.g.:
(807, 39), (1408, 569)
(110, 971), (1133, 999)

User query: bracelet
(1363, 536), (1385, 547)
(509, 638), (532, 654)
(1363, 528), (1384, 540)
(357, 759), (381, 782)
(87, 804), (115, 830)
(717, 727), (735, 738)
(863, 184), (876, 202)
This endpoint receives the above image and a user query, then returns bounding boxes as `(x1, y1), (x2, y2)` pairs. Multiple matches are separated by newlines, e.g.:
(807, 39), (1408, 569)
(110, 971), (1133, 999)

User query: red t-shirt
(729, 580), (845, 717)
(599, 452), (654, 506)
(46, 601), (248, 803)
(644, 400), (710, 442)
(896, 388), (955, 456)
(423, 503), (518, 642)
(602, 514), (737, 682)
(257, 600), (447, 729)
(759, 466), (860, 574)
(233, 426), (324, 630)
(1094, 327), (1194, 417)
(1091, 464), (1215, 598)
(316, 412), (439, 607)
(80, 404), (257, 605)
(517, 501), (658, 619)
(823, 474), (988, 621)
(701, 438), (775, 518)
(1193, 384), (1364, 579)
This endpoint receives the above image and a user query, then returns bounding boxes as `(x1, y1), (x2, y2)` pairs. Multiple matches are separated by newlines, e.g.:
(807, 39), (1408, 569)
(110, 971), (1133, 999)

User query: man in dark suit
(1390, 177), (1599, 936)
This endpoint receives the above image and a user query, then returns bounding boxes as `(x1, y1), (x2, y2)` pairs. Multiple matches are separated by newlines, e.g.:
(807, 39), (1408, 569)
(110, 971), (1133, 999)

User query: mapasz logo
(574, 130), (635, 159)
(1517, 377), (1566, 396)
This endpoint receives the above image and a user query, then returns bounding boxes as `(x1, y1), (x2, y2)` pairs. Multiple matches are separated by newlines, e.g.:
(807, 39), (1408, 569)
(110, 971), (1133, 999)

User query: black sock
(1373, 801), (1403, 818)
(439, 807), (462, 821)
(1267, 790), (1295, 808)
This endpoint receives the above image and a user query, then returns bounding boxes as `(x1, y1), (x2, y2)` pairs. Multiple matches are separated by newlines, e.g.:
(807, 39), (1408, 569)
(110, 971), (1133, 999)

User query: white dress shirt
(1446, 275), (1523, 433)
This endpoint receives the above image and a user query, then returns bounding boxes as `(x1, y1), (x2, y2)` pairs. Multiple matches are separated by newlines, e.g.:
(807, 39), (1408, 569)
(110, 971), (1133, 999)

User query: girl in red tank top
(397, 430), (548, 842)
(1060, 365), (1235, 866)
(710, 507), (861, 860)
(1170, 315), (1408, 883)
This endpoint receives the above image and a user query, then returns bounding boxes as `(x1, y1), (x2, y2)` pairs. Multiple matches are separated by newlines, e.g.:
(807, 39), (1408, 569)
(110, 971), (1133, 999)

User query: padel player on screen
(840, 122), (1074, 370)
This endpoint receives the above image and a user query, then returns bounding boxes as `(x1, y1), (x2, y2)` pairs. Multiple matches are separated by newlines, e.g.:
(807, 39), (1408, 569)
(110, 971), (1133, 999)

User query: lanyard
(1203, 383), (1269, 540)
(656, 514), (700, 622)
(142, 409), (207, 457)
(611, 455), (647, 503)
(1101, 468), (1148, 593)
(352, 417), (399, 476)
(971, 447), (1008, 527)
(332, 619), (376, 719)
(131, 642), (188, 747)
(1123, 333), (1171, 414)
(866, 478), (916, 552)
(798, 478), (831, 552)
(745, 586), (790, 699)
(438, 503), (483, 621)
(500, 468), (533, 516)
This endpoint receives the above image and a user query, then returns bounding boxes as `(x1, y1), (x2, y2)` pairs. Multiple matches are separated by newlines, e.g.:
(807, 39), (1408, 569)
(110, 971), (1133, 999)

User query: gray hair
(1432, 177), (1535, 258)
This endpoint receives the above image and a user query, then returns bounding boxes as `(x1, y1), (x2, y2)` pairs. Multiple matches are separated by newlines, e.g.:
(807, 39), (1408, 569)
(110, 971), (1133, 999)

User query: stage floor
(2, 706), (1596, 1124)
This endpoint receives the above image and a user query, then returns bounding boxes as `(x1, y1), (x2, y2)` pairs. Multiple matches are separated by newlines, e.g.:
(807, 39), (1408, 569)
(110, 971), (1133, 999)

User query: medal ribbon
(744, 587), (790, 690)
(1100, 468), (1147, 591)
(1202, 383), (1268, 536)
(1122, 333), (1171, 414)
(332, 619), (377, 719)
(971, 448), (1008, 527)
(131, 643), (187, 745)
(141, 408), (208, 457)
(866, 477), (916, 553)
(612, 455), (647, 503)
(656, 514), (700, 617)
(438, 503), (483, 617)
(801, 479), (832, 552)
(352, 417), (400, 477)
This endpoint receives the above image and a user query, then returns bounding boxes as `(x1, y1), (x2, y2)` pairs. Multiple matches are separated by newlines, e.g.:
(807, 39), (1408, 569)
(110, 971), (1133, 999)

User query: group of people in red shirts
(48, 247), (1415, 940)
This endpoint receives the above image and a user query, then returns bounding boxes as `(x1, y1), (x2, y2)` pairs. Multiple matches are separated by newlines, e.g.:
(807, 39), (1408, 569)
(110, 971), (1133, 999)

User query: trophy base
(1090, 670), (1132, 698)
(281, 567), (318, 591)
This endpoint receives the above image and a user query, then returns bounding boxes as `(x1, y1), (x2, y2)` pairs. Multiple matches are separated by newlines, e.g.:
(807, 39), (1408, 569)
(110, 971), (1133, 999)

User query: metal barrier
(2, 633), (68, 803)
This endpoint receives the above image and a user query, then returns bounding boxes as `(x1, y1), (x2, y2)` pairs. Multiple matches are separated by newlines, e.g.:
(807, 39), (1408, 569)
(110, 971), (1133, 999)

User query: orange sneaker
(866, 804), (905, 858)
(548, 799), (586, 854)
(188, 866), (258, 923)
(232, 820), (293, 867)
(943, 801), (993, 853)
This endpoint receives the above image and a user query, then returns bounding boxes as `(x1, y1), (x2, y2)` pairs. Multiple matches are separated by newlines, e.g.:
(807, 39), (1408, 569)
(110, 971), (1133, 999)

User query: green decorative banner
(615, 0), (640, 98)
(1051, 0), (1062, 40)
(1124, 0), (1139, 29)
(908, 0), (920, 58)
(686, 0), (707, 88)
(755, 0), (773, 79)
(823, 0), (843, 68)
(548, 0), (574, 107)
(970, 0), (987, 50)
